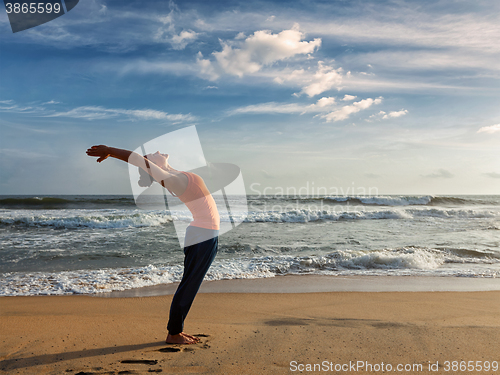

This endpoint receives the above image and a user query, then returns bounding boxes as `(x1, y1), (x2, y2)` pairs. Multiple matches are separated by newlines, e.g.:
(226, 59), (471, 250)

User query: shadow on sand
(0, 341), (166, 371)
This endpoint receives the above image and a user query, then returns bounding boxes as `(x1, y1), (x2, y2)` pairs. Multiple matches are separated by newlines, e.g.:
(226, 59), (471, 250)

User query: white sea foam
(0, 210), (173, 229)
(407, 208), (497, 219)
(242, 207), (497, 223)
(242, 209), (411, 223)
(358, 195), (433, 206)
(326, 195), (434, 206)
(1, 247), (499, 296)
(0, 262), (275, 296)
(2, 195), (499, 296)
(2, 206), (497, 229)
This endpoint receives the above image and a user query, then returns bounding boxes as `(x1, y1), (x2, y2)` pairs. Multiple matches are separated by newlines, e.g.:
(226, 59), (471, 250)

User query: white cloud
(154, 1), (199, 50)
(235, 32), (246, 40)
(228, 96), (336, 115)
(229, 95), (385, 123)
(298, 62), (343, 97)
(342, 73), (467, 93)
(0, 100), (195, 124)
(303, 13), (500, 54)
(345, 50), (500, 73)
(274, 61), (344, 97)
(188, 5), (500, 57)
(47, 106), (196, 123)
(342, 95), (357, 101)
(382, 109), (408, 119)
(0, 101), (37, 113)
(119, 60), (195, 76)
(198, 26), (321, 79)
(369, 111), (386, 119)
(230, 102), (306, 115)
(196, 52), (220, 80)
(366, 109), (408, 122)
(322, 97), (382, 122)
(315, 97), (336, 108)
(229, 96), (388, 124)
(170, 30), (199, 50)
(477, 124), (500, 134)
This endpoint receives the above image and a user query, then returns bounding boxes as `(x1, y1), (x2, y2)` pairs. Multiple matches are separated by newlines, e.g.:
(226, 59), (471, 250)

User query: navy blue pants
(167, 226), (219, 335)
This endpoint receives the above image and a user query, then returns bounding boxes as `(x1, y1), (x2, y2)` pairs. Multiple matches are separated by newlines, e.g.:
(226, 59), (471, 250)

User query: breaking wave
(1, 206), (497, 228)
(2, 246), (499, 296)
(0, 212), (173, 229)
(324, 195), (481, 206)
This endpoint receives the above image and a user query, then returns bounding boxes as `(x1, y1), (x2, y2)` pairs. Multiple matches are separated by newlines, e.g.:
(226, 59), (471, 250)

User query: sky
(0, 0), (499, 195)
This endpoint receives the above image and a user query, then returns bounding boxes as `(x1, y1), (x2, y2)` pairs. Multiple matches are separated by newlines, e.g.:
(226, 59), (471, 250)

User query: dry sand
(1, 289), (499, 374)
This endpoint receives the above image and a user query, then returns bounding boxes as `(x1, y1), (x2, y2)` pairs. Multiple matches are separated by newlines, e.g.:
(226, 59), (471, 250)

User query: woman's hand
(86, 145), (111, 163)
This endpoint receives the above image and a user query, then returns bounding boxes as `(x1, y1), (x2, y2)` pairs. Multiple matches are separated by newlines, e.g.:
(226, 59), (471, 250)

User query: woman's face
(146, 151), (170, 169)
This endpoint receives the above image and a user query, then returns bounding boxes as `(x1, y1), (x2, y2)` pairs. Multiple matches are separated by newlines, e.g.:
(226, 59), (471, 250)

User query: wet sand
(1, 279), (499, 374)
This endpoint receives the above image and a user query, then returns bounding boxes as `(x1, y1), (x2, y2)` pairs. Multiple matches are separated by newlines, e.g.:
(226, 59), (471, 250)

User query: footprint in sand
(158, 347), (181, 353)
(120, 359), (158, 365)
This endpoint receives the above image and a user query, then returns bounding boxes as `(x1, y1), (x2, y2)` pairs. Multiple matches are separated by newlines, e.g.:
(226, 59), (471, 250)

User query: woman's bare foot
(180, 332), (200, 343)
(166, 332), (200, 344)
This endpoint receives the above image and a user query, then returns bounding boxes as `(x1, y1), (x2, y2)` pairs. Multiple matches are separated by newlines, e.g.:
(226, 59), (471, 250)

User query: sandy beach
(1, 278), (499, 375)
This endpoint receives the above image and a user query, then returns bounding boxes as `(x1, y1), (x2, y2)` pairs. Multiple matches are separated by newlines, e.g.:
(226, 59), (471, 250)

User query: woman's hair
(138, 166), (154, 187)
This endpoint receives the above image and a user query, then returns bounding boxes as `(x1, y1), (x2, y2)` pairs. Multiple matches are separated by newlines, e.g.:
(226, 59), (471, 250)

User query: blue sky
(0, 0), (499, 195)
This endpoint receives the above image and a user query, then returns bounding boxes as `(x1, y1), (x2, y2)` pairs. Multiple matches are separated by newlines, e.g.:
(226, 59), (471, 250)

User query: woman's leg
(167, 228), (218, 337)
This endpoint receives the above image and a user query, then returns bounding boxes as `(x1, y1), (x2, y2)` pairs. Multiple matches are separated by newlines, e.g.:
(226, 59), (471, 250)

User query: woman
(86, 145), (220, 345)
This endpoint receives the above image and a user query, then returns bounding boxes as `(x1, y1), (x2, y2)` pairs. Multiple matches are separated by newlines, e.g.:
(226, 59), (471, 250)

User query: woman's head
(137, 152), (171, 187)
(147, 151), (170, 169)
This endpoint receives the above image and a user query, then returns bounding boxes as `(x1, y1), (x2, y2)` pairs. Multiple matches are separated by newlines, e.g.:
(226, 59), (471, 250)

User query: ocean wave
(264, 248), (446, 273)
(407, 208), (497, 219)
(2, 205), (496, 229)
(0, 262), (274, 296)
(0, 196), (136, 209)
(242, 207), (497, 223)
(3, 195), (496, 210)
(286, 195), (430, 206)
(0, 212), (173, 229)
(438, 247), (500, 260)
(355, 195), (432, 206)
(2, 246), (499, 296)
(243, 209), (411, 223)
(323, 195), (476, 206)
(317, 195), (500, 207)
(252, 247), (500, 274)
(430, 196), (469, 205)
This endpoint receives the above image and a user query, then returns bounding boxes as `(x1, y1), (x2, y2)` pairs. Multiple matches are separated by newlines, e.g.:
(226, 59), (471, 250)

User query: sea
(0, 194), (499, 296)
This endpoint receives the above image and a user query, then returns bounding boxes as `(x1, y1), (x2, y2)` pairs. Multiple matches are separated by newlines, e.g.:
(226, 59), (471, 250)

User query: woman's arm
(86, 145), (142, 166)
(86, 145), (184, 193)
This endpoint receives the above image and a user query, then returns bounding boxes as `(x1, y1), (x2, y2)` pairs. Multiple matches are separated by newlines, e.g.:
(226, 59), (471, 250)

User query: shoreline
(2, 274), (500, 299)
(97, 274), (500, 298)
